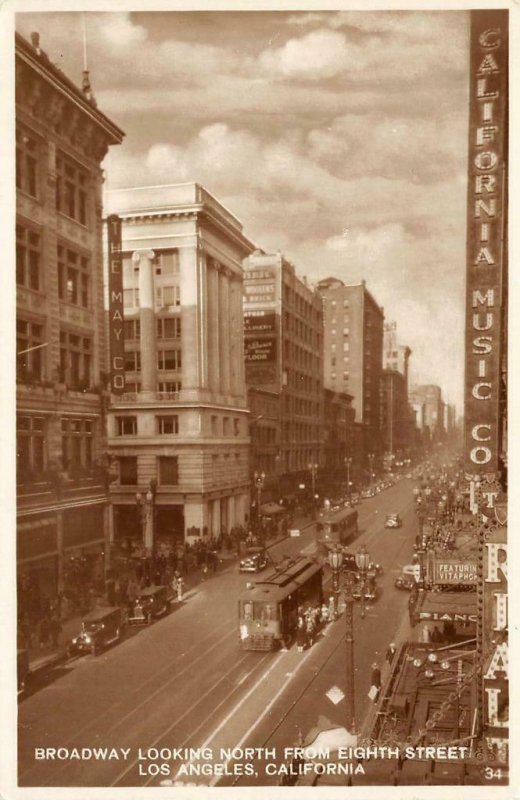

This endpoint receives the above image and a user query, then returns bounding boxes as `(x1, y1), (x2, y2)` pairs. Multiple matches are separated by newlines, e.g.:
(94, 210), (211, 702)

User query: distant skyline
(16, 9), (472, 410)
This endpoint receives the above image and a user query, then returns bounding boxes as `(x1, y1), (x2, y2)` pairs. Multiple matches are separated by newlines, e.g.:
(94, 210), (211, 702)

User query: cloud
(259, 29), (350, 80)
(94, 13), (148, 47)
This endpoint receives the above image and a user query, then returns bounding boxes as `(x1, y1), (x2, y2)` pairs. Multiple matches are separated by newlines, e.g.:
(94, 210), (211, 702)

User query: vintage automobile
(68, 606), (125, 656)
(385, 513), (402, 529)
(128, 585), (171, 625)
(394, 574), (416, 591)
(352, 573), (378, 602)
(239, 547), (269, 573)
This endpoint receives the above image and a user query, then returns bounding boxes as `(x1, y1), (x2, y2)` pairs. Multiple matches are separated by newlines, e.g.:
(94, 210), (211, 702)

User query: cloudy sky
(16, 9), (471, 411)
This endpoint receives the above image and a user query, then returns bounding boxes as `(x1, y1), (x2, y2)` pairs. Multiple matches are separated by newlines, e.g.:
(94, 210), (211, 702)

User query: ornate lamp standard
(135, 479), (157, 554)
(368, 453), (375, 487)
(308, 462), (318, 498)
(328, 544), (372, 737)
(254, 470), (266, 516)
(345, 456), (353, 500)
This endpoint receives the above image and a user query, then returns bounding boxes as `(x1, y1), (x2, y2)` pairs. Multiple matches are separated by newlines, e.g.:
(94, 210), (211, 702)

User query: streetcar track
(138, 651), (274, 787)
(19, 614), (236, 782)
(110, 649), (270, 786)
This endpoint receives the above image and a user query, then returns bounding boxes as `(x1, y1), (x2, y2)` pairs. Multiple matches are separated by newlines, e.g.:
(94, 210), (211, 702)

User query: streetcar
(238, 556), (323, 651)
(315, 505), (358, 555)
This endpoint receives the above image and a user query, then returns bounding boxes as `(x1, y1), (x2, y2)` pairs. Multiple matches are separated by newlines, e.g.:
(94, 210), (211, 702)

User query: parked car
(385, 513), (402, 529)
(352, 573), (378, 601)
(68, 606), (125, 656)
(239, 547), (269, 573)
(128, 585), (171, 625)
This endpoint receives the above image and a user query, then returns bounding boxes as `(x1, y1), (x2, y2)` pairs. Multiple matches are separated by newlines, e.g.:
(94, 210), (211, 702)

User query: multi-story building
(16, 32), (124, 617)
(322, 389), (356, 492)
(409, 384), (445, 443)
(104, 183), (256, 549)
(317, 277), (384, 471)
(243, 252), (323, 497)
(383, 321), (411, 388)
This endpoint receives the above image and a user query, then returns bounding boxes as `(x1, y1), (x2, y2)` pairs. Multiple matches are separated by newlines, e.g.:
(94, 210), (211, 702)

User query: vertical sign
(464, 10), (508, 478)
(107, 214), (125, 394)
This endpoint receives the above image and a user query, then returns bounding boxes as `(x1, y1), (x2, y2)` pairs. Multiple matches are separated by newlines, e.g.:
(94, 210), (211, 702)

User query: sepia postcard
(0, 0), (516, 797)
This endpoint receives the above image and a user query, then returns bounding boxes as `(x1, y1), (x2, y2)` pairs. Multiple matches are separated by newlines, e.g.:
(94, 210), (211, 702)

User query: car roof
(82, 606), (121, 621)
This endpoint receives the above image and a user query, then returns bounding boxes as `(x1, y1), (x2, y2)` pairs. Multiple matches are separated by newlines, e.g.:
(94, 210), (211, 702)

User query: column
(227, 495), (236, 530)
(133, 250), (157, 400)
(219, 270), (230, 396)
(212, 498), (221, 537)
(229, 277), (242, 399)
(179, 246), (200, 399)
(207, 261), (220, 393)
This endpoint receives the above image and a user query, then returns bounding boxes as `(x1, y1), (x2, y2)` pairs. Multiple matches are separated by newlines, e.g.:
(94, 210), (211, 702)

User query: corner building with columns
(105, 183), (256, 548)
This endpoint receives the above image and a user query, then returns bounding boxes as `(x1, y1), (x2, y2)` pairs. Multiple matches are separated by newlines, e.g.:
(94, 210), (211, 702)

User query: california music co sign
(106, 214), (125, 395)
(464, 10), (508, 478)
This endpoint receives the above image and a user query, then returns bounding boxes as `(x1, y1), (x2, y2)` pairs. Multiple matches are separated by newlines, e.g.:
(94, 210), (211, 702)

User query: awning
(415, 590), (477, 623)
(259, 502), (285, 516)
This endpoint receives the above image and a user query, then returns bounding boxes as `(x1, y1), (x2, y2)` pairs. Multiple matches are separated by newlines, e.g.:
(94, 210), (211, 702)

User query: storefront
(413, 591), (477, 642)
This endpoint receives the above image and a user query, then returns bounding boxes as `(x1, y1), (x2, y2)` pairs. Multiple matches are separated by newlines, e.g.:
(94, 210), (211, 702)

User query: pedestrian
(385, 642), (397, 664)
(328, 595), (335, 621)
(176, 575), (184, 602)
(296, 617), (307, 653)
(201, 562), (208, 581)
(369, 662), (382, 703)
(320, 603), (329, 625)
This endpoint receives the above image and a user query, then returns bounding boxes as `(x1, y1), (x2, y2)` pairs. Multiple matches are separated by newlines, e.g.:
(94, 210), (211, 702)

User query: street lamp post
(328, 544), (372, 738)
(135, 479), (157, 555)
(308, 462), (318, 499)
(254, 470), (266, 517)
(368, 453), (375, 487)
(345, 457), (352, 500)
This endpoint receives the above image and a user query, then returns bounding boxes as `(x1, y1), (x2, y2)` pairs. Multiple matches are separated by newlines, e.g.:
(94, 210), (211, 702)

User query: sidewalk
(25, 516), (317, 678)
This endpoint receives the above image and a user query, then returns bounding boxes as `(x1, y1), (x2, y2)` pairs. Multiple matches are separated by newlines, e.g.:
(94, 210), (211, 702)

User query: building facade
(322, 389), (356, 493)
(317, 277), (384, 472)
(16, 32), (124, 619)
(409, 384), (445, 444)
(105, 183), (255, 549)
(243, 252), (323, 497)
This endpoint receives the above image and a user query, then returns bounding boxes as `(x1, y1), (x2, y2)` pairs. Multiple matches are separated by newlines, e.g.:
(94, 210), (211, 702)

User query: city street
(19, 478), (418, 788)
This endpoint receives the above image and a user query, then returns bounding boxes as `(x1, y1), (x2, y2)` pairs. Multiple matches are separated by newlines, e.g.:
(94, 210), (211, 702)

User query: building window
(331, 344), (336, 352)
(223, 417), (230, 436)
(61, 418), (93, 470)
(119, 456), (137, 485)
(331, 372), (337, 380)
(124, 319), (140, 340)
(123, 288), (140, 308)
(331, 329), (336, 336)
(211, 416), (218, 435)
(116, 416), (137, 436)
(155, 250), (179, 275)
(159, 456), (179, 485)
(16, 127), (39, 198)
(157, 317), (181, 339)
(58, 244), (90, 307)
(59, 330), (91, 388)
(343, 328), (349, 336)
(157, 415), (179, 434)
(157, 349), (182, 370)
(124, 350), (141, 372)
(343, 299), (349, 308)
(17, 318), (44, 383)
(343, 371), (349, 379)
(17, 415), (46, 478)
(233, 418), (240, 436)
(56, 152), (88, 225)
(156, 285), (180, 308)
(16, 224), (41, 291)
(343, 342), (349, 351)
(158, 381), (182, 394)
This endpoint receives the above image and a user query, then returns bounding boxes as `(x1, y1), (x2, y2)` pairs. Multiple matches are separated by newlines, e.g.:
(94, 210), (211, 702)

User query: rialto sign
(464, 10), (507, 477)
(483, 532), (508, 761)
(107, 214), (125, 395)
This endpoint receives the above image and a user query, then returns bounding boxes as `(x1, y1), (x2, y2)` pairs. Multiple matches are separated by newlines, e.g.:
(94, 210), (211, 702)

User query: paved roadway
(18, 478), (418, 788)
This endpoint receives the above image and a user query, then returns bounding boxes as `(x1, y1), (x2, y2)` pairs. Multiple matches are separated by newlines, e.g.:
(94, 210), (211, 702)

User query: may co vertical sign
(464, 10), (508, 479)
(107, 214), (125, 395)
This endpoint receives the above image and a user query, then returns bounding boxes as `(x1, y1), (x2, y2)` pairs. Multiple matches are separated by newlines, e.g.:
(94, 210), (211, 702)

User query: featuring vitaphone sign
(107, 214), (126, 395)
(464, 10), (508, 478)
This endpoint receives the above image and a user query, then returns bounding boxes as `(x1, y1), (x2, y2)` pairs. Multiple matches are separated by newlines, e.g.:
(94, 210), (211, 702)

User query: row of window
(17, 224), (92, 310)
(124, 381), (182, 395)
(116, 414), (242, 437)
(124, 317), (181, 341)
(119, 450), (245, 487)
(16, 415), (94, 477)
(16, 318), (93, 388)
(124, 349), (182, 372)
(122, 250), (180, 278)
(282, 283), (321, 325)
(123, 285), (181, 309)
(17, 128), (91, 227)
